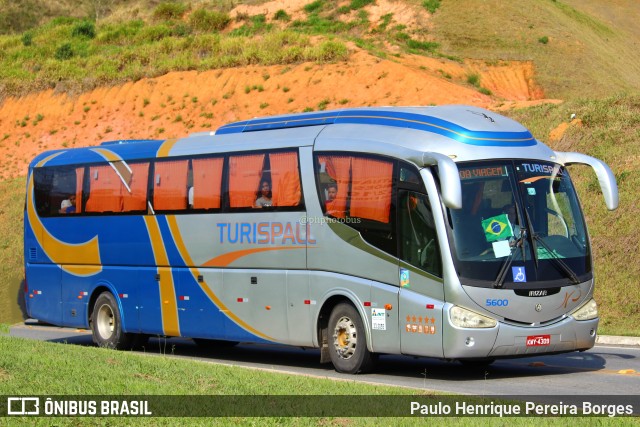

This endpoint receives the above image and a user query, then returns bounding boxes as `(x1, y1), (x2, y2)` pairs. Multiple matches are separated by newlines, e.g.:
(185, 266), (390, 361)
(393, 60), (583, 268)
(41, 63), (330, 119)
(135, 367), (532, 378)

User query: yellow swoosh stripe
(144, 217), (180, 337)
(165, 216), (275, 341)
(157, 138), (179, 158)
(27, 152), (102, 276)
(90, 147), (124, 163)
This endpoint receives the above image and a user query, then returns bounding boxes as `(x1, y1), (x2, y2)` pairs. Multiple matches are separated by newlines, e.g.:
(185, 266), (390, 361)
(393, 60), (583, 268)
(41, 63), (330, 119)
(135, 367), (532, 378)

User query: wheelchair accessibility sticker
(512, 266), (527, 283)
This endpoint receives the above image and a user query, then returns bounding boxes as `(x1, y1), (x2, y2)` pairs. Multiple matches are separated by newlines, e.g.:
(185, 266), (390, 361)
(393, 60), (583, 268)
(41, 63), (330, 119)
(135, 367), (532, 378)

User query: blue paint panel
(25, 265), (61, 325)
(216, 109), (536, 147)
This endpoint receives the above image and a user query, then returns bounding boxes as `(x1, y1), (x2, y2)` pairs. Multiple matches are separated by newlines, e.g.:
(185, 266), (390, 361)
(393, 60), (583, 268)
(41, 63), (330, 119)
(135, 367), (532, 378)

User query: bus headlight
(572, 298), (598, 321)
(450, 306), (497, 328)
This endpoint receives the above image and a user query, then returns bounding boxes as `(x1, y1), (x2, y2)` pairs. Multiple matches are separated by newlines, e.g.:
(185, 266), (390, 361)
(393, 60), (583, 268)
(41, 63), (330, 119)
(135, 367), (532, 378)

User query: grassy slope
(0, 178), (26, 324)
(431, 0), (640, 99)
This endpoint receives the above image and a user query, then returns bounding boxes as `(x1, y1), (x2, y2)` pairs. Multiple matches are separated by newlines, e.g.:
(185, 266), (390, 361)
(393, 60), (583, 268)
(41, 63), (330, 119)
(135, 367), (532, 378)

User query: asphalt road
(9, 321), (640, 400)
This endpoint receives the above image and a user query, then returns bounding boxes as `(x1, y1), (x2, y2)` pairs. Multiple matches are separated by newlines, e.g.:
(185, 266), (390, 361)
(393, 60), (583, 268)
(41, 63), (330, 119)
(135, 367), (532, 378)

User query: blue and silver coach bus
(24, 106), (618, 373)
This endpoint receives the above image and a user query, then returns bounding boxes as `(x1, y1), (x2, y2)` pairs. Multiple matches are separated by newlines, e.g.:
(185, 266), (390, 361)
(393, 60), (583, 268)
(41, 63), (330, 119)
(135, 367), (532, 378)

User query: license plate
(526, 335), (551, 346)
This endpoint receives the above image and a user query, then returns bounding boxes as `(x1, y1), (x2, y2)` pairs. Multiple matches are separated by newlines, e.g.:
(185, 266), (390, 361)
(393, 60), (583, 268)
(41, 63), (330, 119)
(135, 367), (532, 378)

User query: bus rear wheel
(328, 303), (376, 374)
(91, 292), (135, 350)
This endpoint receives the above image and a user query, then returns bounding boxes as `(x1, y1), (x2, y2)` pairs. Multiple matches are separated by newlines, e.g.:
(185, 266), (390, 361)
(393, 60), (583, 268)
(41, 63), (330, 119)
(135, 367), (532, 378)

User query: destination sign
(459, 166), (508, 180)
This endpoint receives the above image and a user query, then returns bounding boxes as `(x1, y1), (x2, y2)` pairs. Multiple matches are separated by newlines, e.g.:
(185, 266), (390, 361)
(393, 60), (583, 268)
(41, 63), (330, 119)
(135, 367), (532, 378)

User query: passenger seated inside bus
(59, 195), (77, 214)
(325, 183), (337, 206)
(255, 180), (273, 208)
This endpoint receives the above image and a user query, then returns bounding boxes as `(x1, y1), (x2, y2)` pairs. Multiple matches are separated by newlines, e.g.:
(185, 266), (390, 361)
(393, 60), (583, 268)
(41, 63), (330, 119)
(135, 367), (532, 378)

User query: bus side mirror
(422, 152), (462, 209)
(554, 151), (619, 211)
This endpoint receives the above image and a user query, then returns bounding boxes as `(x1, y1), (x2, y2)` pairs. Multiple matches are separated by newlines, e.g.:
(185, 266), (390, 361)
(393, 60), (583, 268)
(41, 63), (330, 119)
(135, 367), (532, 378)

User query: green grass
(0, 18), (349, 97)
(0, 0), (460, 96)
(0, 335), (627, 425)
(0, 178), (26, 325)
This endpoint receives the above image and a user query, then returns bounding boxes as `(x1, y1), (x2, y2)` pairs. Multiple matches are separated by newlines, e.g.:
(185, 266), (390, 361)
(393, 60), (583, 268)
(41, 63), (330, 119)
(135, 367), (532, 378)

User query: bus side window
(228, 153), (266, 209)
(85, 165), (123, 213)
(350, 156), (393, 223)
(316, 154), (350, 218)
(399, 191), (442, 277)
(153, 160), (189, 211)
(33, 166), (79, 216)
(269, 151), (301, 207)
(315, 153), (396, 256)
(191, 157), (223, 210)
(121, 162), (149, 213)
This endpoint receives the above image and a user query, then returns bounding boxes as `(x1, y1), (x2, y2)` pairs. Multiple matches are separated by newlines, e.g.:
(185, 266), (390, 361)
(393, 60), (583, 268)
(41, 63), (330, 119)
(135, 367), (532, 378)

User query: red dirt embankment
(0, 50), (552, 179)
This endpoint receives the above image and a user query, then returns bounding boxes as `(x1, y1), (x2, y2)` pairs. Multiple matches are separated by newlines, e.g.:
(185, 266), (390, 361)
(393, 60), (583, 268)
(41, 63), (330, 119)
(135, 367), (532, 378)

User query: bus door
(397, 189), (445, 358)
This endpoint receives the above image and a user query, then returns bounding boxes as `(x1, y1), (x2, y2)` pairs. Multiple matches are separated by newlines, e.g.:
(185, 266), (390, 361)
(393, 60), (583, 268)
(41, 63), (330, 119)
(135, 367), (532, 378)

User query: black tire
(91, 292), (135, 349)
(328, 302), (376, 374)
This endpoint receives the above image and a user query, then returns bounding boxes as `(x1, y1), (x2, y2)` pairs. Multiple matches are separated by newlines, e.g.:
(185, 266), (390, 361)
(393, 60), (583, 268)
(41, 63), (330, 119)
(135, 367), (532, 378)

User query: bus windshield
(448, 160), (591, 288)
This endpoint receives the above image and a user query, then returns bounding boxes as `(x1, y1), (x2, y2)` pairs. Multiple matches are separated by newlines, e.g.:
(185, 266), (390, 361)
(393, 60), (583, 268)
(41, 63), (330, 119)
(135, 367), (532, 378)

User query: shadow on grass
(26, 324), (613, 383)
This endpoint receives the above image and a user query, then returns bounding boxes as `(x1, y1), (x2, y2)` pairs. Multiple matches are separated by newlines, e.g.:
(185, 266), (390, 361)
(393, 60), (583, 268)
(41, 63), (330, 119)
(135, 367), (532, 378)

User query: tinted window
(315, 153), (396, 255)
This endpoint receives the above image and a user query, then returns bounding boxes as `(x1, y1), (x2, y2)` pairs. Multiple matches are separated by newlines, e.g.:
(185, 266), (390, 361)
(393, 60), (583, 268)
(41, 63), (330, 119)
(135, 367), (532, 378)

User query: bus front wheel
(91, 292), (134, 350)
(328, 303), (376, 374)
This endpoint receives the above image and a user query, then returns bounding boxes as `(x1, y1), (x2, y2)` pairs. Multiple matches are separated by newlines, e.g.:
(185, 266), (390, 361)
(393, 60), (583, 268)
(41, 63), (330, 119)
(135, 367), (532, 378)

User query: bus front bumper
(442, 315), (598, 360)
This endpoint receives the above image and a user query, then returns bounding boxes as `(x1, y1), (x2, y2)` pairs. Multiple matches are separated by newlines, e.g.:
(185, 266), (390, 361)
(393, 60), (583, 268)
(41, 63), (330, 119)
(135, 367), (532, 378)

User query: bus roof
(216, 106), (536, 148)
(29, 106), (557, 169)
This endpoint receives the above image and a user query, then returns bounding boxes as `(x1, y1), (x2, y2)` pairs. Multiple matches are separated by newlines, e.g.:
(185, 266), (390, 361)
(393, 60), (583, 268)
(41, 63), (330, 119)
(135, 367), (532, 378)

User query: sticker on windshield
(527, 187), (536, 196)
(512, 266), (527, 283)
(492, 240), (511, 258)
(482, 214), (513, 242)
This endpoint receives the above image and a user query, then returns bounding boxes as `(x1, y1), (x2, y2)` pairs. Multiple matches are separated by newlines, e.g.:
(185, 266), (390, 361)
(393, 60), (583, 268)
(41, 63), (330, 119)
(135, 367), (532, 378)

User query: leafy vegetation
(422, 0), (441, 14)
(0, 14), (349, 96)
(0, 0), (457, 97)
(152, 2), (188, 21)
(188, 9), (230, 33)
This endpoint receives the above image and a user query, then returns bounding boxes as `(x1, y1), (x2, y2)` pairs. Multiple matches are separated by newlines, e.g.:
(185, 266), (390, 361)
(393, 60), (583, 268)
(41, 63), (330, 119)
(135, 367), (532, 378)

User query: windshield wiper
(520, 205), (580, 284)
(493, 228), (527, 288)
(531, 233), (580, 285)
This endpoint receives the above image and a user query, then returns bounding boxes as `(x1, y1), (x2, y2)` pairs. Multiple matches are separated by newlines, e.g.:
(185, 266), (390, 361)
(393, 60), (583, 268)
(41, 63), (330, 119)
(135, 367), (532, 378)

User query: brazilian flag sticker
(482, 214), (513, 242)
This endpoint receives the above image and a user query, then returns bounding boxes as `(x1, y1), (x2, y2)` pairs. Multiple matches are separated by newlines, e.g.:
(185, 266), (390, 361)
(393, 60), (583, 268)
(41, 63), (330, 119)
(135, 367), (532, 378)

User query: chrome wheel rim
(96, 303), (115, 340)
(332, 316), (357, 359)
